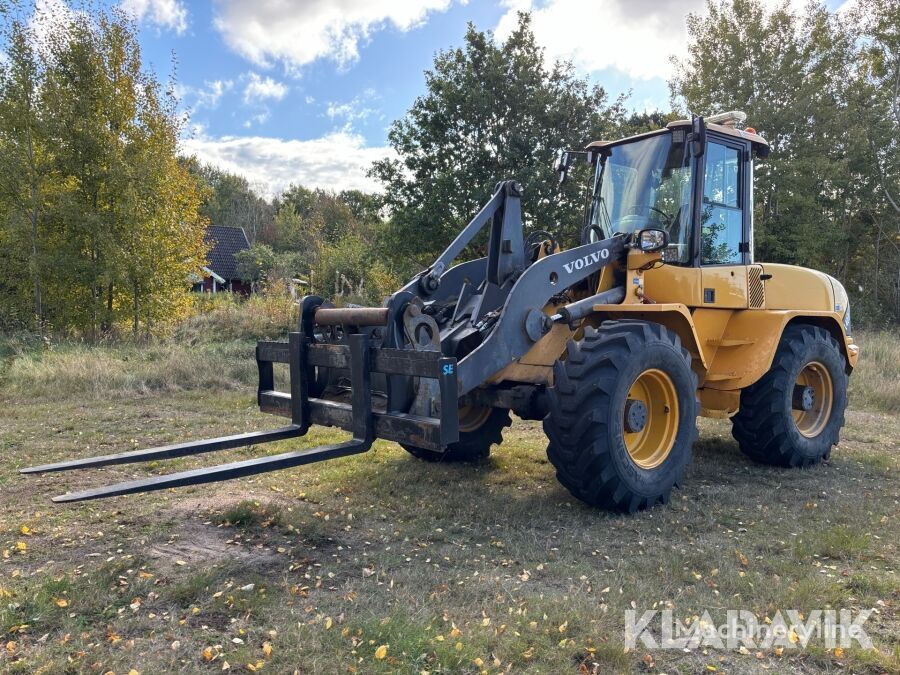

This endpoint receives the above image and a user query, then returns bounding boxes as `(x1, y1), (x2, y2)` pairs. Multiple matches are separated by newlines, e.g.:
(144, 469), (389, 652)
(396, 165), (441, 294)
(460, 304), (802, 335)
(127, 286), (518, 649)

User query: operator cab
(583, 112), (770, 268)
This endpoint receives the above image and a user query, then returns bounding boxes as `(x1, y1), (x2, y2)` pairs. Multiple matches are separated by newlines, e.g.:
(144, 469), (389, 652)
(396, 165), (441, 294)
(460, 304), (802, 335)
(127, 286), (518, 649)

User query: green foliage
(315, 231), (400, 306)
(0, 5), (207, 338)
(671, 0), (899, 325)
(188, 160), (274, 243)
(370, 13), (628, 273)
(234, 243), (275, 287)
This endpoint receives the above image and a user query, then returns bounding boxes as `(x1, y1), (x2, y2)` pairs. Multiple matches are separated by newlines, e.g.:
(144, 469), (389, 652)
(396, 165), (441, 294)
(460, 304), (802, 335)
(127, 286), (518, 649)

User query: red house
(197, 225), (252, 294)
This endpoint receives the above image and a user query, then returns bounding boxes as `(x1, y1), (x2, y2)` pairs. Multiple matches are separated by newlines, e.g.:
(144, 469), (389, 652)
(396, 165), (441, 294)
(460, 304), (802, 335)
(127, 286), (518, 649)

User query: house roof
(204, 226), (250, 280)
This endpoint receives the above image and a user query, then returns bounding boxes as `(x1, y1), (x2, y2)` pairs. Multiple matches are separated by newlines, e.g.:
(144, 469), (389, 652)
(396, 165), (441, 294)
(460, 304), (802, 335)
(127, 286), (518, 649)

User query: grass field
(0, 328), (897, 674)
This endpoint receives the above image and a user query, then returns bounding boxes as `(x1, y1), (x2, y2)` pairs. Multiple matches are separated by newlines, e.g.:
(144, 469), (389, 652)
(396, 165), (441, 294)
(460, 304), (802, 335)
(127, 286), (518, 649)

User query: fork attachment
(22, 303), (460, 502)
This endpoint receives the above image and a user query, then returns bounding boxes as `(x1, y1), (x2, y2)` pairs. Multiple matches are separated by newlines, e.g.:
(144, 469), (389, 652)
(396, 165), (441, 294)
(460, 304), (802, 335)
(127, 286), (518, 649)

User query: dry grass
(0, 325), (897, 674)
(0, 341), (258, 399)
(850, 330), (900, 413)
(176, 288), (297, 344)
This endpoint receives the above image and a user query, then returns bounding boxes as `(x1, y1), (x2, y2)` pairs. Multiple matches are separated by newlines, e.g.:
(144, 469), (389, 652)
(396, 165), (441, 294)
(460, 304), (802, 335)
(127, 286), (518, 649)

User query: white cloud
(326, 89), (379, 124)
(176, 79), (234, 112)
(242, 72), (288, 104)
(213, 0), (454, 72)
(496, 0), (819, 81)
(120, 0), (188, 34)
(243, 110), (271, 128)
(181, 130), (394, 197)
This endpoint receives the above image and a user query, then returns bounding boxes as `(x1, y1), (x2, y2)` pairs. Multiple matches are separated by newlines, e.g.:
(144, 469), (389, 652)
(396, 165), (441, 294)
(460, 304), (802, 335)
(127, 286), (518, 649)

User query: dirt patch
(145, 521), (279, 571)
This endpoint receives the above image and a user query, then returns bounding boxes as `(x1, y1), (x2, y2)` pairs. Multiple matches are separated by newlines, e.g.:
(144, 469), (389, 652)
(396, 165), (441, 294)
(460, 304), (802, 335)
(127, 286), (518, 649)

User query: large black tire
(731, 324), (847, 467)
(402, 406), (511, 462)
(544, 321), (698, 512)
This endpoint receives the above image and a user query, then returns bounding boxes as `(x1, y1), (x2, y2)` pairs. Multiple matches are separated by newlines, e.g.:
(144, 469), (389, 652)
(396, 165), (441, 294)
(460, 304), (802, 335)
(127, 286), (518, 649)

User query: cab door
(698, 137), (751, 308)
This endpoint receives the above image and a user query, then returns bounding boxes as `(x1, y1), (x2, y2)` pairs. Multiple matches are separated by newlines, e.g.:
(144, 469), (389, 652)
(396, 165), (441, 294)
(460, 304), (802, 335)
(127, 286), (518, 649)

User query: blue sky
(20, 0), (849, 196)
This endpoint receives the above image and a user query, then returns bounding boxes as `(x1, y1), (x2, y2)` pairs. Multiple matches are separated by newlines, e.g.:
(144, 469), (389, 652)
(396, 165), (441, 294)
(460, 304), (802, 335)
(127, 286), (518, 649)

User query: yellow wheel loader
(24, 111), (858, 512)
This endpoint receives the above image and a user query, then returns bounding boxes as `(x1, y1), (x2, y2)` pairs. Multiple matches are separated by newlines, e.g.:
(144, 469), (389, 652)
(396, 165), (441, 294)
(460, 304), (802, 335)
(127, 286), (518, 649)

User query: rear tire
(731, 324), (847, 467)
(402, 406), (511, 462)
(544, 321), (698, 512)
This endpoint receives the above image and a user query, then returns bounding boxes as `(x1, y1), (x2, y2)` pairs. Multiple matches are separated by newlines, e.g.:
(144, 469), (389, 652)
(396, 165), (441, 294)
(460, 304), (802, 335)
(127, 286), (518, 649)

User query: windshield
(589, 131), (692, 264)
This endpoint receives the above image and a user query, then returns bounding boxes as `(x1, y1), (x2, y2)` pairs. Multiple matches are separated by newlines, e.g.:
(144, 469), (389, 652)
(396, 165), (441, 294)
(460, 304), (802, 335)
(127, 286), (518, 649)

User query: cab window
(701, 142), (743, 265)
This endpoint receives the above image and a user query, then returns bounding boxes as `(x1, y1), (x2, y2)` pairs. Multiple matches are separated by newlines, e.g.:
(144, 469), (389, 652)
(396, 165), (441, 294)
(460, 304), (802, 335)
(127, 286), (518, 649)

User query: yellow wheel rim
(623, 369), (679, 469)
(792, 361), (833, 438)
(458, 404), (492, 433)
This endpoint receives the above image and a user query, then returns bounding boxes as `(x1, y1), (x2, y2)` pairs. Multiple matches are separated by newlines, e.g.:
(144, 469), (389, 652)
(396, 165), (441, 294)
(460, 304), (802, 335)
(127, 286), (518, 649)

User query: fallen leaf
(558, 621), (568, 633)
(262, 642), (273, 657)
(774, 647), (784, 657)
(221, 661), (230, 670)
(374, 644), (388, 660)
(736, 550), (749, 567)
(19, 526), (31, 536)
(834, 647), (845, 658)
(15, 542), (26, 553)
(5, 641), (16, 655)
(55, 598), (68, 608)
(324, 617), (333, 630)
(128, 670), (140, 675)
(202, 647), (216, 662)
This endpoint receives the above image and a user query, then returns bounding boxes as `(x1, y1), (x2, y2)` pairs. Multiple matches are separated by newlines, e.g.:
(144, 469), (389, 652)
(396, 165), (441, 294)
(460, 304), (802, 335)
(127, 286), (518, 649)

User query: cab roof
(585, 118), (770, 153)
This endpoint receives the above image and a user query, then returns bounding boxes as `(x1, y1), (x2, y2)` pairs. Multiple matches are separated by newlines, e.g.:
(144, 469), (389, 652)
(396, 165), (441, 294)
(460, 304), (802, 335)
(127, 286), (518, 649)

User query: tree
(235, 243), (276, 292)
(0, 15), (46, 332)
(192, 163), (274, 244)
(0, 4), (207, 337)
(370, 13), (627, 272)
(671, 0), (898, 325)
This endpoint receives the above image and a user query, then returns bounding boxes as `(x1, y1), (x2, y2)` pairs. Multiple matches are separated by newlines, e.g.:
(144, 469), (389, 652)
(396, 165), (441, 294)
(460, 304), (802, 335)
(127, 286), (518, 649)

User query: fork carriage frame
(23, 180), (625, 502)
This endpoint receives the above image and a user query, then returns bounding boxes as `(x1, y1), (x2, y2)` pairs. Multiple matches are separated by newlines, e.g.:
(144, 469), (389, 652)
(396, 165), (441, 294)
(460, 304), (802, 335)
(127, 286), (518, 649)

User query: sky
(18, 0), (850, 197)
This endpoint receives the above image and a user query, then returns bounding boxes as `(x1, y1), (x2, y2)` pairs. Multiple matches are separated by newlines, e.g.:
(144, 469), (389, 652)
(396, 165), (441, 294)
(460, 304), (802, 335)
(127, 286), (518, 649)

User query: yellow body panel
(759, 263), (834, 310)
(701, 266), (749, 309)
(498, 249), (858, 419)
(642, 264), (702, 306)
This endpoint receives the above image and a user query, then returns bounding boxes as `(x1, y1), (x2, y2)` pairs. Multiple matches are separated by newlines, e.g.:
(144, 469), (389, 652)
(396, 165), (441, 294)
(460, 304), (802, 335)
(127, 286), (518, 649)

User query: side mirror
(635, 228), (668, 252)
(691, 115), (706, 157)
(554, 149), (572, 184)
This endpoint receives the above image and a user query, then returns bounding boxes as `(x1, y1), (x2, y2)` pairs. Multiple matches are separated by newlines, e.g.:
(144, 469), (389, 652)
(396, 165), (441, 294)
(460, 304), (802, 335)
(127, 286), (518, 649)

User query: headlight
(842, 302), (851, 333)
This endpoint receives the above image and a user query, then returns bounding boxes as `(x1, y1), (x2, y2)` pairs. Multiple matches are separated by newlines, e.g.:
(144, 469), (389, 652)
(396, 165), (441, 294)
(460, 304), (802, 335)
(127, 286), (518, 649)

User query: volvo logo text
(562, 248), (609, 274)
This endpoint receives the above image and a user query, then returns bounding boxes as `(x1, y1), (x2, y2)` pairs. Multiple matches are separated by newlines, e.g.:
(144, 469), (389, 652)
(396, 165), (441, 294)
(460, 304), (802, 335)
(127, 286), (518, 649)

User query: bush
(176, 283), (297, 343)
(314, 233), (401, 306)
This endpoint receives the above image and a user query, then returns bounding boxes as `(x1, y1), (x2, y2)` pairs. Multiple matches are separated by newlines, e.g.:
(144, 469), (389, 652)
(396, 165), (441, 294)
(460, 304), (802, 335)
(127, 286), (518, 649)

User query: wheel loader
(23, 111), (859, 512)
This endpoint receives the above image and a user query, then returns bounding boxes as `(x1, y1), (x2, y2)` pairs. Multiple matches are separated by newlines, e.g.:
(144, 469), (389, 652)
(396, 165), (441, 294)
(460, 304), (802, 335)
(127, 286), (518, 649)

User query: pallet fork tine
(24, 333), (382, 503)
(50, 440), (368, 503)
(19, 426), (305, 474)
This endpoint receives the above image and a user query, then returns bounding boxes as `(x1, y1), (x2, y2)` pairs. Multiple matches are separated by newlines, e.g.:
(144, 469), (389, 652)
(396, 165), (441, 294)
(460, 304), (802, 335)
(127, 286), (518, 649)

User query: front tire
(402, 405), (511, 462)
(544, 321), (698, 512)
(731, 324), (848, 467)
